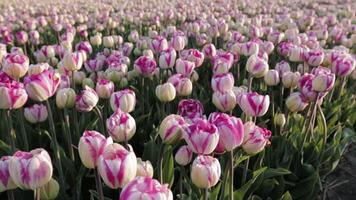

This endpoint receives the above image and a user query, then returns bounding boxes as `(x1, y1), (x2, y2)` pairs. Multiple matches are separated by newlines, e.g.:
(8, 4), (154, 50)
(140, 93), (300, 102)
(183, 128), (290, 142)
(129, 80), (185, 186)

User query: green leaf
(210, 182), (221, 200)
(162, 146), (174, 187)
(264, 168), (292, 179)
(279, 191), (293, 200)
(234, 167), (267, 200)
(142, 140), (160, 167)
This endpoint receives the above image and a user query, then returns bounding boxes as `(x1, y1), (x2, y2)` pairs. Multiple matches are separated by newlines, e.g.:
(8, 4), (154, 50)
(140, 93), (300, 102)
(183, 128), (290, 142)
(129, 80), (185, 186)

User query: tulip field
(1, 0), (356, 199)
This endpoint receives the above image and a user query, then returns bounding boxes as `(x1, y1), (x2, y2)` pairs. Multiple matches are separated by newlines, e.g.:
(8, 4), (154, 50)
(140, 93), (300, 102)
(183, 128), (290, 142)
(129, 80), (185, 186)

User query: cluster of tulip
(0, 0), (355, 199)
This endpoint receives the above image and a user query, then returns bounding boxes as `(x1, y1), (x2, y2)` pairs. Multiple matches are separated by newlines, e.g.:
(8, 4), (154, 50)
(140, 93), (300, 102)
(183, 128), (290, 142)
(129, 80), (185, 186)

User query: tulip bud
(73, 71), (86, 85)
(24, 69), (60, 102)
(212, 90), (237, 112)
(183, 119), (219, 155)
(274, 113), (286, 127)
(264, 70), (280, 86)
(56, 88), (76, 109)
(103, 36), (114, 48)
(134, 56), (157, 77)
(159, 114), (186, 144)
(191, 155), (221, 188)
(24, 104), (48, 123)
(90, 34), (102, 46)
(242, 122), (271, 154)
(208, 112), (244, 152)
(167, 74), (193, 96)
(0, 156), (17, 192)
(98, 143), (137, 189)
(175, 59), (195, 77)
(331, 55), (355, 77)
(246, 54), (269, 78)
(159, 48), (176, 69)
(78, 130), (111, 169)
(9, 149), (53, 189)
(106, 109), (136, 142)
(136, 158), (154, 178)
(2, 53), (29, 79)
(38, 178), (59, 200)
(62, 51), (83, 71)
(75, 86), (99, 112)
(174, 145), (193, 166)
(312, 73), (335, 92)
(28, 63), (50, 75)
(95, 79), (114, 99)
(282, 71), (300, 88)
(155, 82), (176, 102)
(275, 61), (291, 76)
(286, 92), (308, 112)
(110, 89), (136, 112)
(177, 99), (204, 122)
(305, 50), (324, 66)
(120, 177), (173, 200)
(0, 80), (28, 110)
(82, 78), (95, 88)
(238, 92), (270, 117)
(288, 46), (304, 62)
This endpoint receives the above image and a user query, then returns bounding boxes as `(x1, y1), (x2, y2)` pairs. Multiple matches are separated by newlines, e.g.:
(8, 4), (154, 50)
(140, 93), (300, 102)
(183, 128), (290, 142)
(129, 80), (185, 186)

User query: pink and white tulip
(0, 156), (17, 192)
(24, 104), (48, 123)
(95, 79), (114, 99)
(75, 86), (99, 112)
(242, 122), (272, 154)
(174, 145), (193, 166)
(2, 53), (29, 79)
(110, 89), (136, 113)
(238, 92), (270, 117)
(106, 109), (136, 142)
(191, 155), (221, 189)
(159, 114), (186, 144)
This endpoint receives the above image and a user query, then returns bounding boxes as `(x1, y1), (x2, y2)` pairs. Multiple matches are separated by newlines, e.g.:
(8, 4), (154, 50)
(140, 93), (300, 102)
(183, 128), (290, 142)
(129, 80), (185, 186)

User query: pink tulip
(183, 119), (219, 155)
(238, 92), (270, 117)
(136, 158), (154, 178)
(98, 143), (137, 189)
(76, 41), (92, 55)
(24, 104), (48, 123)
(9, 149), (53, 190)
(175, 59), (195, 77)
(246, 54), (269, 78)
(95, 79), (114, 99)
(150, 36), (168, 53)
(212, 90), (237, 112)
(304, 50), (324, 66)
(180, 49), (204, 67)
(175, 145), (193, 166)
(275, 60), (291, 77)
(208, 112), (244, 152)
(0, 79), (28, 109)
(167, 74), (193, 96)
(15, 31), (28, 44)
(120, 177), (173, 200)
(134, 56), (157, 77)
(75, 86), (99, 112)
(0, 156), (17, 192)
(191, 155), (221, 189)
(202, 43), (217, 59)
(177, 99), (204, 122)
(85, 59), (105, 73)
(286, 92), (309, 112)
(159, 114), (186, 144)
(242, 122), (272, 154)
(110, 89), (136, 113)
(159, 47), (176, 69)
(211, 72), (234, 92)
(331, 55), (355, 77)
(2, 53), (29, 79)
(28, 63), (51, 75)
(106, 109), (136, 142)
(78, 130), (112, 169)
(264, 70), (280, 86)
(62, 51), (84, 71)
(170, 35), (186, 51)
(298, 74), (317, 101)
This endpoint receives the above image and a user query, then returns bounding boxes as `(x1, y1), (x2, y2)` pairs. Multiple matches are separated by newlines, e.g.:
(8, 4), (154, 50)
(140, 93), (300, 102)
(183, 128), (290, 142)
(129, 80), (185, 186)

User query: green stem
(63, 109), (75, 161)
(202, 188), (209, 200)
(8, 190), (15, 200)
(241, 157), (249, 186)
(5, 110), (16, 152)
(219, 158), (230, 200)
(229, 150), (234, 200)
(94, 168), (104, 200)
(317, 103), (328, 161)
(179, 166), (184, 199)
(45, 100), (65, 193)
(94, 106), (107, 137)
(18, 108), (29, 151)
(158, 143), (165, 183)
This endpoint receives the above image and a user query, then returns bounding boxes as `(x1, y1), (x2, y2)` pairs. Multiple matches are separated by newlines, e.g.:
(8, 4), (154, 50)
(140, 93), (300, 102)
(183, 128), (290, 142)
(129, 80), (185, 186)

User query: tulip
(175, 145), (193, 166)
(78, 130), (111, 169)
(73, 71), (86, 85)
(24, 69), (60, 102)
(298, 74), (317, 102)
(56, 88), (76, 109)
(15, 31), (28, 44)
(282, 71), (300, 88)
(62, 51), (83, 71)
(312, 73), (335, 92)
(0, 80), (28, 110)
(0, 156), (17, 192)
(171, 35), (186, 51)
(212, 52), (234, 75)
(24, 104), (48, 123)
(212, 90), (237, 112)
(134, 56), (157, 77)
(159, 114), (186, 144)
(38, 178), (59, 200)
(103, 36), (115, 48)
(106, 109), (136, 142)
(159, 48), (176, 69)
(286, 92), (308, 112)
(288, 46), (304, 62)
(110, 89), (136, 112)
(274, 113), (286, 127)
(238, 92), (270, 117)
(242, 122), (272, 154)
(275, 61), (291, 77)
(183, 119), (219, 155)
(264, 70), (280, 86)
(175, 59), (195, 77)
(90, 34), (102, 46)
(120, 177), (173, 200)
(9, 149), (53, 189)
(211, 72), (234, 92)
(177, 99), (204, 122)
(76, 41), (92, 55)
(155, 82), (176, 102)
(98, 143), (137, 189)
(75, 86), (99, 112)
(246, 54), (269, 78)
(85, 59), (105, 73)
(181, 49), (204, 67)
(136, 158), (154, 178)
(202, 43), (217, 59)
(95, 79), (114, 99)
(331, 55), (355, 77)
(304, 50), (324, 66)
(150, 36), (168, 53)
(208, 112), (244, 151)
(191, 155), (221, 188)
(28, 63), (51, 75)
(2, 53), (29, 79)
(167, 74), (193, 96)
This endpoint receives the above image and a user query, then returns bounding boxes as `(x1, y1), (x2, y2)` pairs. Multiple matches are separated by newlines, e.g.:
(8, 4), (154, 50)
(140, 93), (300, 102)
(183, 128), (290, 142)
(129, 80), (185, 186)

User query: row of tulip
(0, 0), (355, 200)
